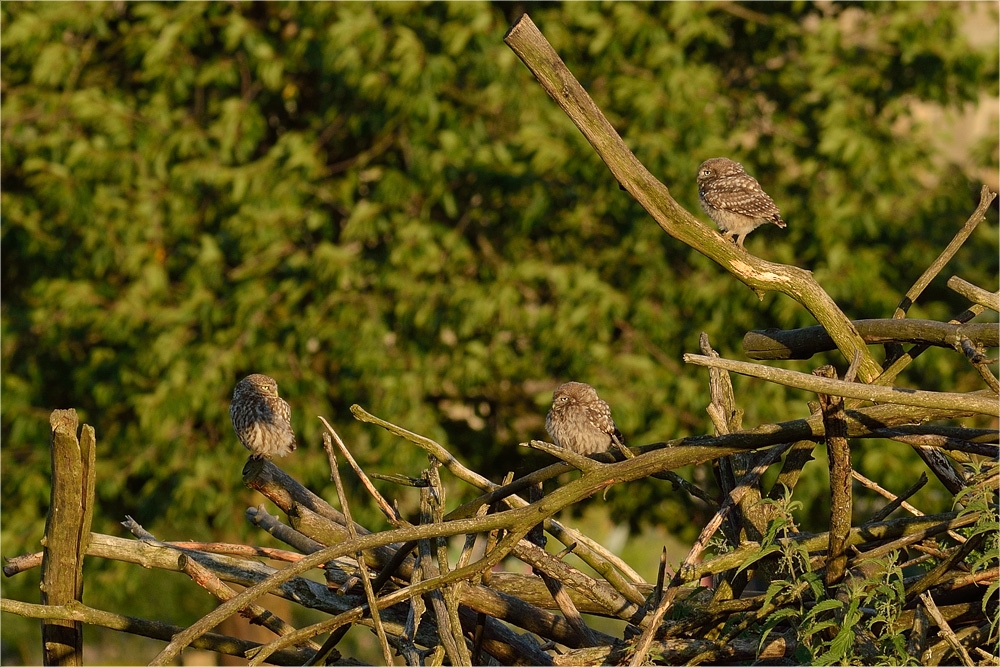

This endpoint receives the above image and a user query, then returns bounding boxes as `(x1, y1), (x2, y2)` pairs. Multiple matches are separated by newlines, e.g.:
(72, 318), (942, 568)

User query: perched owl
(545, 381), (623, 455)
(697, 157), (786, 248)
(230, 373), (296, 459)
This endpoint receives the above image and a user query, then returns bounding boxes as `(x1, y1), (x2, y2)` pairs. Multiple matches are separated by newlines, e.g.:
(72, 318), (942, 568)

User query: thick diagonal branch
(504, 13), (881, 381)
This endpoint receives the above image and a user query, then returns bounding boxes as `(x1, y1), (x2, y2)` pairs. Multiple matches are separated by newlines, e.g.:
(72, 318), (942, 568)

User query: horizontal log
(744, 319), (998, 360)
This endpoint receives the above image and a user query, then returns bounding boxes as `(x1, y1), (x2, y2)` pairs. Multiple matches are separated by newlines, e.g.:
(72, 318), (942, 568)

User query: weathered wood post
(40, 409), (96, 666)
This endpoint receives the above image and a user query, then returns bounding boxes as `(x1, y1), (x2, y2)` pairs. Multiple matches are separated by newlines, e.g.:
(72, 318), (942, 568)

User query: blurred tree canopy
(2, 0), (997, 634)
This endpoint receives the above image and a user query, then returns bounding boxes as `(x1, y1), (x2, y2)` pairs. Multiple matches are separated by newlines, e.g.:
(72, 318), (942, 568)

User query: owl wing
(706, 177), (783, 221)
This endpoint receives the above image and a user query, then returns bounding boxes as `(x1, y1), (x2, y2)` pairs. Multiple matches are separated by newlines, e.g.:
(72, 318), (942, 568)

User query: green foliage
(798, 560), (914, 666)
(757, 488), (813, 579)
(747, 491), (920, 665)
(2, 0), (996, 644)
(955, 463), (1000, 637)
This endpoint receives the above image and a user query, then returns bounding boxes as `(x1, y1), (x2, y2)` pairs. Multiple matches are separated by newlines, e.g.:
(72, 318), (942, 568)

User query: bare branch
(894, 185), (995, 320)
(920, 592), (976, 667)
(948, 276), (1000, 312)
(815, 365), (852, 589)
(0, 599), (316, 666)
(683, 353), (998, 416)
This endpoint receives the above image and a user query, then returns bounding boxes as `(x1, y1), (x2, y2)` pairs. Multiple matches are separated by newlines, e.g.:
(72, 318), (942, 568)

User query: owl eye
(702, 168), (712, 177)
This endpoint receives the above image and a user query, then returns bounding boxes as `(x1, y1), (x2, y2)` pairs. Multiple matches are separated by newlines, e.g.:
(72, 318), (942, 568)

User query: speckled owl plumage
(230, 373), (296, 459)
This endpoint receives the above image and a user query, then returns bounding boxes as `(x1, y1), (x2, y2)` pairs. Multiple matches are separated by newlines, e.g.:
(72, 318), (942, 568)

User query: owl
(230, 373), (296, 459)
(697, 157), (786, 248)
(545, 381), (623, 455)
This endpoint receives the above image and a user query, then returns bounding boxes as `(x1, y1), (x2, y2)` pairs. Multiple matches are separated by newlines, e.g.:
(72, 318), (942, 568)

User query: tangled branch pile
(3, 12), (998, 667)
(4, 298), (997, 665)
